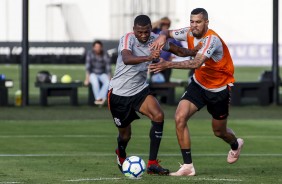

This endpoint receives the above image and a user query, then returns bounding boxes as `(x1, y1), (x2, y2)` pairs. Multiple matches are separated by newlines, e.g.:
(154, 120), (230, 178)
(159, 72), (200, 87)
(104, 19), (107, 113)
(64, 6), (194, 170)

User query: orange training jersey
(186, 29), (235, 89)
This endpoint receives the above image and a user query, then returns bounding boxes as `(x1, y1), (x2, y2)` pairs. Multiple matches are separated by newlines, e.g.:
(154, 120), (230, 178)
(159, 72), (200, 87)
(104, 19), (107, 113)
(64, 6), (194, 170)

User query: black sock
(149, 121), (164, 160)
(230, 140), (239, 150)
(117, 136), (129, 158)
(181, 149), (192, 164)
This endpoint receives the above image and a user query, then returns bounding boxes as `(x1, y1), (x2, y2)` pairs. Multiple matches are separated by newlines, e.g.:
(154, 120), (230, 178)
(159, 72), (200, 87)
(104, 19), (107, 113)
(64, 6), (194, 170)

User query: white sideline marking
(182, 178), (243, 182)
(0, 182), (22, 184)
(0, 153), (282, 157)
(1, 135), (282, 139)
(64, 177), (120, 182)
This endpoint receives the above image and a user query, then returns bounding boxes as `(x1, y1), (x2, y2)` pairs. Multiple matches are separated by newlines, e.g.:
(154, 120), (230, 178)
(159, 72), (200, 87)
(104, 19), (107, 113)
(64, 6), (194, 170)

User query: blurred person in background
(84, 40), (111, 105)
(152, 17), (182, 83)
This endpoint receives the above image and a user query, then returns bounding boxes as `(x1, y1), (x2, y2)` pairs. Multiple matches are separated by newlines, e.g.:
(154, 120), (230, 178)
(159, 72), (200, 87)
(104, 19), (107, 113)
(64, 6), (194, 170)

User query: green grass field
(0, 64), (282, 183)
(0, 106), (282, 183)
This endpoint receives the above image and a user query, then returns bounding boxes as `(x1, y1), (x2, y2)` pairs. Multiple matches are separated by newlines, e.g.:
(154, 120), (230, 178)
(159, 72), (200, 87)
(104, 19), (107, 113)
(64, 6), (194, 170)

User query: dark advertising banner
(0, 41), (119, 64)
(0, 42), (281, 66)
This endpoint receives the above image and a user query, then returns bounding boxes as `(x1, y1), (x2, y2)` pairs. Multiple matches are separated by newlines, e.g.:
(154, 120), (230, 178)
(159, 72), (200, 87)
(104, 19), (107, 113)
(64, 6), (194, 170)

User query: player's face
(133, 24), (152, 43)
(190, 14), (209, 38)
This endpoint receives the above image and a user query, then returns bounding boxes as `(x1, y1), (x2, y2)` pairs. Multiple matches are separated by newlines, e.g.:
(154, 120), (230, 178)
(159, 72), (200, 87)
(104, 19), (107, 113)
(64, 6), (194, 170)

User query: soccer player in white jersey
(108, 15), (199, 175)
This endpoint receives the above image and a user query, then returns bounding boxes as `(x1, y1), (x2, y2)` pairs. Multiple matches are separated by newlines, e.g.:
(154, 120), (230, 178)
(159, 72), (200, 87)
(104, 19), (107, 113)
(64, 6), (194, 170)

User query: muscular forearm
(123, 54), (152, 65)
(167, 56), (205, 69)
(168, 60), (200, 69)
(168, 42), (197, 57)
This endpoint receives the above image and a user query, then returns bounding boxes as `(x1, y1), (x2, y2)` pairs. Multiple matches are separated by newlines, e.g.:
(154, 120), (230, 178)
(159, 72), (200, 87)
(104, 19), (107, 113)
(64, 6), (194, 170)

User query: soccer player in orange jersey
(149, 8), (244, 176)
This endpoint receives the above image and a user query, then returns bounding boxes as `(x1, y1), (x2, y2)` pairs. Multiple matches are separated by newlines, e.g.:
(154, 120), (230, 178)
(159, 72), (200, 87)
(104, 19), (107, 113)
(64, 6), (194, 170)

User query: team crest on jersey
(147, 36), (155, 45)
(114, 118), (121, 126)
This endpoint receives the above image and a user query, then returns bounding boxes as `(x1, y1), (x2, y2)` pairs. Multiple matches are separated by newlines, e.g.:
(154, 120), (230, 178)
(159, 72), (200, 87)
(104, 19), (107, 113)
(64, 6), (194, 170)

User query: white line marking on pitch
(0, 182), (23, 184)
(0, 153), (282, 157)
(64, 178), (121, 182)
(1, 135), (282, 139)
(181, 177), (243, 182)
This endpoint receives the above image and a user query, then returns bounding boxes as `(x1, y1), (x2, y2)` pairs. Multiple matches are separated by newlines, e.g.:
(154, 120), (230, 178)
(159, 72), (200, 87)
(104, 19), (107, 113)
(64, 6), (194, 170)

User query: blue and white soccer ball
(122, 156), (146, 179)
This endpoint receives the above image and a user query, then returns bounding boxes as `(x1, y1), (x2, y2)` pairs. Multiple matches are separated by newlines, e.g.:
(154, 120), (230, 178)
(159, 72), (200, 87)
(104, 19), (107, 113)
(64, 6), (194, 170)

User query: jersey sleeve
(197, 35), (221, 58)
(171, 27), (189, 41)
(120, 33), (134, 52)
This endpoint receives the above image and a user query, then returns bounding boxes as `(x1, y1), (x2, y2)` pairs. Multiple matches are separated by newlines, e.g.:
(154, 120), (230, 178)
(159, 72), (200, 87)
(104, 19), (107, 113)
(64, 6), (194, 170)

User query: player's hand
(150, 34), (167, 50)
(148, 58), (169, 73)
(148, 49), (161, 60)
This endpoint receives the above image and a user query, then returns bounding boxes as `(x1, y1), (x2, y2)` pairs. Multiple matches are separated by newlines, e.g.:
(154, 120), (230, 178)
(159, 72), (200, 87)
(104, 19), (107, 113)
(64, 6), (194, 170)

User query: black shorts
(181, 79), (231, 120)
(108, 87), (151, 128)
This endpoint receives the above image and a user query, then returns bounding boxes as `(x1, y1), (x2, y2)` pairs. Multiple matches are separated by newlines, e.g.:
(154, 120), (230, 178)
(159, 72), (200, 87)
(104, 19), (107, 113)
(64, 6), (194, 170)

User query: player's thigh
(109, 93), (139, 128)
(206, 88), (230, 120)
(175, 99), (198, 124)
(178, 79), (205, 121)
(139, 95), (164, 122)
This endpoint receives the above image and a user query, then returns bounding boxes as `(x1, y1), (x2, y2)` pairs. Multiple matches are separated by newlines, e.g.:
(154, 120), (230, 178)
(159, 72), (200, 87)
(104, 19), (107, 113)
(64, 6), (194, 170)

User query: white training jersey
(109, 32), (159, 96)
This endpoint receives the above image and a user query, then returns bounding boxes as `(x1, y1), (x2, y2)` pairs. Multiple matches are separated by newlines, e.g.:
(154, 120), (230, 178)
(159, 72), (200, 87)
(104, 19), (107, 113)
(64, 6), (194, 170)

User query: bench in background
(149, 81), (187, 105)
(0, 80), (14, 106)
(231, 71), (282, 106)
(231, 81), (274, 106)
(35, 82), (83, 106)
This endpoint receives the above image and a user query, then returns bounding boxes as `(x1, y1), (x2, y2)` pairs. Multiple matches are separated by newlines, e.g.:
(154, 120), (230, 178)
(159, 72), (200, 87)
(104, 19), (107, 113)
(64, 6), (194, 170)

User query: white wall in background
(0, 0), (281, 65)
(0, 0), (280, 43)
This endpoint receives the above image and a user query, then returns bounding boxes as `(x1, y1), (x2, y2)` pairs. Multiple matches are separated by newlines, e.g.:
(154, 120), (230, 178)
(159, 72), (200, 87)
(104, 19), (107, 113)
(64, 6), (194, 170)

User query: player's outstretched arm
(150, 30), (173, 50)
(122, 49), (160, 65)
(167, 42), (202, 57)
(149, 53), (208, 73)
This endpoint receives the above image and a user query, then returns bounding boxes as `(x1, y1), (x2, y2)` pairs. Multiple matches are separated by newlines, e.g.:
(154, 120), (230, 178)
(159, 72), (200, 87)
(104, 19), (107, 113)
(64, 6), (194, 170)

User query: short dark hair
(191, 8), (208, 20)
(134, 15), (151, 26)
(92, 40), (103, 47)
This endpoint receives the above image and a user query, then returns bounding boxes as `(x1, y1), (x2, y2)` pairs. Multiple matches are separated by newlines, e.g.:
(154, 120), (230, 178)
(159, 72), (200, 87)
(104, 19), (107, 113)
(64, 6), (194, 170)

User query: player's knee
(175, 112), (188, 125)
(175, 117), (187, 131)
(119, 131), (132, 142)
(152, 111), (164, 122)
(120, 134), (131, 142)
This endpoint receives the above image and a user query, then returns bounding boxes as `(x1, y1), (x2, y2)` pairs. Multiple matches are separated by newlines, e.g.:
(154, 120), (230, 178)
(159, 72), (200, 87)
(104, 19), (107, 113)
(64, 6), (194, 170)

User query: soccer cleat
(169, 163), (196, 176)
(227, 138), (244, 164)
(115, 148), (126, 173)
(147, 160), (170, 175)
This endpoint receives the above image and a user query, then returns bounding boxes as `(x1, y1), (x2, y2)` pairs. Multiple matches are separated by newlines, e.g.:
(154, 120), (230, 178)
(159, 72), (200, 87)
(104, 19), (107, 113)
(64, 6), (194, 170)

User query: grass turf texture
(0, 105), (282, 183)
(0, 64), (282, 183)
